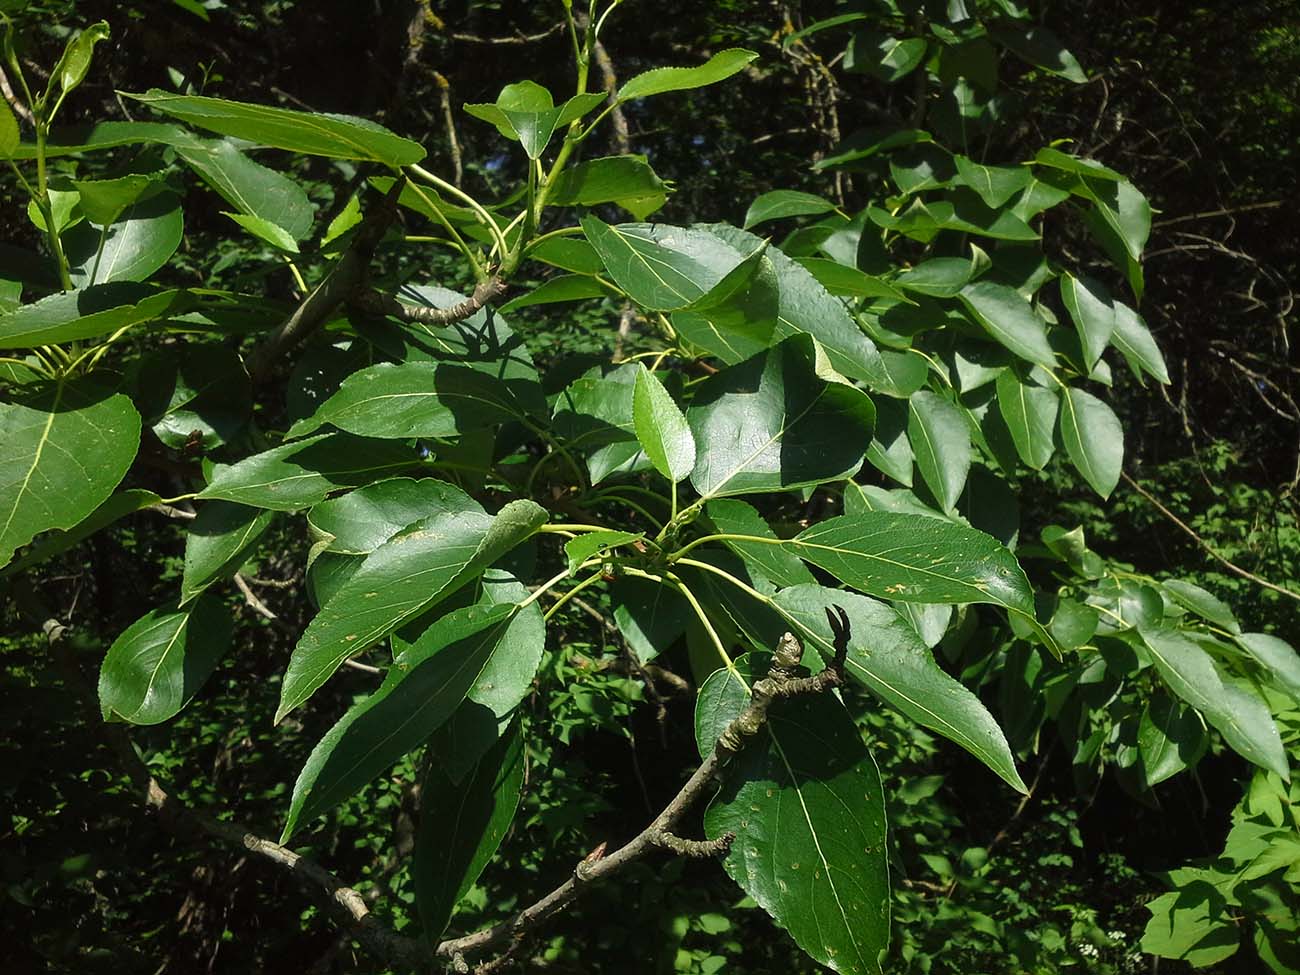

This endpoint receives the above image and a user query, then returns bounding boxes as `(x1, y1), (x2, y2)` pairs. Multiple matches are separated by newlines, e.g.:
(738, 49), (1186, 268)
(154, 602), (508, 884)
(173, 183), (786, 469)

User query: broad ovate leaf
(687, 334), (875, 499)
(98, 594), (232, 725)
(787, 511), (1036, 614)
(1, 378), (140, 568)
(696, 654), (889, 975)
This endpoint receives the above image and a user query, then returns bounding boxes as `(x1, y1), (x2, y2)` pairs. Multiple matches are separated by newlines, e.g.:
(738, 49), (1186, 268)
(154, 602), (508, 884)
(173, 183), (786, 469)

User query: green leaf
(1, 378), (141, 569)
(416, 719), (524, 937)
(865, 398), (914, 486)
(1058, 387), (1123, 498)
(126, 89), (425, 165)
(581, 217), (744, 311)
(98, 594), (232, 725)
(180, 502), (275, 604)
(705, 499), (815, 588)
(0, 488), (159, 579)
(611, 576), (690, 662)
(1236, 632), (1300, 702)
(908, 390), (970, 511)
(1110, 301), (1169, 383)
(796, 259), (907, 301)
(1060, 274), (1115, 371)
(65, 193), (185, 285)
(8, 121), (192, 159)
(1142, 887), (1240, 967)
(1034, 147), (1123, 181)
(137, 344), (252, 450)
(527, 237), (604, 275)
(687, 334), (875, 499)
(223, 211), (298, 252)
(546, 155), (669, 220)
(995, 369), (1058, 470)
(894, 257), (973, 298)
(419, 572), (546, 782)
(500, 274), (611, 312)
(287, 361), (528, 441)
(787, 511), (1036, 613)
(71, 173), (162, 225)
(1082, 178), (1152, 262)
(617, 49), (758, 101)
(846, 31), (928, 82)
(700, 223), (891, 388)
(743, 190), (836, 229)
(564, 530), (642, 575)
(1140, 628), (1288, 779)
(0, 97), (18, 158)
(0, 285), (191, 349)
(959, 281), (1056, 367)
(696, 654), (889, 975)
(673, 243), (781, 363)
(307, 477), (478, 556)
(774, 585), (1027, 792)
(52, 21), (110, 96)
(464, 82), (603, 159)
(281, 601), (519, 840)
(1138, 696), (1207, 787)
(954, 156), (1032, 208)
(198, 433), (421, 511)
(989, 24), (1088, 83)
(1162, 580), (1240, 633)
(276, 499), (547, 722)
(633, 365), (696, 483)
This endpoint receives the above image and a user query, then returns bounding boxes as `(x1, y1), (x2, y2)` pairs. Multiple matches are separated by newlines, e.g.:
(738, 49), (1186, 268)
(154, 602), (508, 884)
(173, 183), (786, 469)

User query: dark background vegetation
(2, 1), (1297, 973)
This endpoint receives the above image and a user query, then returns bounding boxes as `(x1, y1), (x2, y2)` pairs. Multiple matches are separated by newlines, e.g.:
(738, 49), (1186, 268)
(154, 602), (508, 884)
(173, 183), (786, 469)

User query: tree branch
(436, 608), (851, 968)
(352, 275), (506, 325)
(247, 176), (408, 384)
(41, 617), (428, 972)
(1121, 471), (1300, 603)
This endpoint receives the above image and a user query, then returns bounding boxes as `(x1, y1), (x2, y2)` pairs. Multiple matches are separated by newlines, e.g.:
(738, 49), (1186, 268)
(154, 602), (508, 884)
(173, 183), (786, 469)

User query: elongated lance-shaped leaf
(1, 378), (141, 569)
(743, 190), (836, 229)
(174, 134), (314, 239)
(995, 369), (1058, 470)
(581, 218), (746, 311)
(787, 511), (1035, 612)
(959, 280), (1056, 368)
(1058, 387), (1123, 498)
(0, 284), (190, 349)
(633, 365), (696, 483)
(180, 502), (276, 604)
(907, 390), (970, 511)
(545, 155), (669, 219)
(1140, 627), (1288, 779)
(696, 653), (889, 975)
(198, 433), (422, 511)
(687, 333), (875, 499)
(773, 585), (1026, 792)
(125, 89), (425, 165)
(618, 49), (758, 101)
(98, 594), (233, 725)
(276, 499), (547, 722)
(1111, 301), (1169, 384)
(281, 601), (525, 840)
(1060, 273), (1115, 371)
(416, 719), (524, 936)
